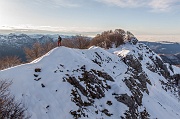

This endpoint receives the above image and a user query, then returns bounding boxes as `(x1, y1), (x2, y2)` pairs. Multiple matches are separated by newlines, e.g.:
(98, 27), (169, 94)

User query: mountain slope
(159, 54), (180, 66)
(0, 42), (180, 119)
(140, 41), (180, 66)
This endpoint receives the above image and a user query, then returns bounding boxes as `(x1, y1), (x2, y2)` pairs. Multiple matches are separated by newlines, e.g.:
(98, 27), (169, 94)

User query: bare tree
(90, 34), (106, 48)
(61, 38), (74, 48)
(62, 35), (90, 49)
(0, 56), (22, 70)
(24, 42), (42, 62)
(0, 79), (30, 119)
(90, 29), (126, 48)
(113, 29), (126, 47)
(24, 42), (56, 62)
(126, 31), (135, 41)
(42, 42), (56, 53)
(73, 35), (90, 49)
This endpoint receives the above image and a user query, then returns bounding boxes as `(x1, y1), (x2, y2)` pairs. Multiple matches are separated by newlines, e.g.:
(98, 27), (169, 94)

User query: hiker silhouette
(57, 36), (62, 46)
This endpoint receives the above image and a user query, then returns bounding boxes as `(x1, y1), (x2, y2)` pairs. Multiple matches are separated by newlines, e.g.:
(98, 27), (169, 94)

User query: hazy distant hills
(141, 41), (180, 54)
(0, 34), (61, 61)
(141, 41), (180, 66)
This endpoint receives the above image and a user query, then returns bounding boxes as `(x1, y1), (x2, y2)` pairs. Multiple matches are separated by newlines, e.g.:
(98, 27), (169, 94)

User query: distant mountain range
(140, 41), (180, 66)
(140, 41), (180, 54)
(0, 33), (71, 61)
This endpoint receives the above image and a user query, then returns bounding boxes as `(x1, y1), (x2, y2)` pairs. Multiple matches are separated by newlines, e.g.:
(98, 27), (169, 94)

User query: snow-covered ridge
(0, 42), (180, 119)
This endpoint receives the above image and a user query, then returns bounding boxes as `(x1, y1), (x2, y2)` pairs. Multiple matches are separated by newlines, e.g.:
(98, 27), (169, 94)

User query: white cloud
(0, 25), (104, 36)
(95, 0), (146, 8)
(95, 0), (179, 12)
(51, 0), (80, 7)
(34, 0), (81, 8)
(20, 0), (180, 12)
(149, 0), (179, 12)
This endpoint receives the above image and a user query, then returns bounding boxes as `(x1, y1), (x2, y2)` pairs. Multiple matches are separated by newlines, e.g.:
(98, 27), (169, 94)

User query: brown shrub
(62, 35), (90, 49)
(0, 56), (22, 70)
(0, 80), (30, 119)
(90, 29), (126, 48)
(24, 42), (56, 62)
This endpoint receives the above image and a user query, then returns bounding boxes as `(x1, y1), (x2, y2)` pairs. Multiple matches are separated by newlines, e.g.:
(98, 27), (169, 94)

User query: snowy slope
(0, 42), (180, 119)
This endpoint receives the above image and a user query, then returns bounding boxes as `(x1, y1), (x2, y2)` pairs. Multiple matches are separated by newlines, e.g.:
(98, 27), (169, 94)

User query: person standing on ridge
(57, 36), (62, 46)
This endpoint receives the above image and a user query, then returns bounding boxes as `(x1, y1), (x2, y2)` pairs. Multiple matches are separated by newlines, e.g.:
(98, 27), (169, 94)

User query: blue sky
(0, 0), (180, 41)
